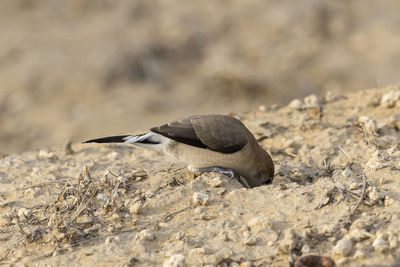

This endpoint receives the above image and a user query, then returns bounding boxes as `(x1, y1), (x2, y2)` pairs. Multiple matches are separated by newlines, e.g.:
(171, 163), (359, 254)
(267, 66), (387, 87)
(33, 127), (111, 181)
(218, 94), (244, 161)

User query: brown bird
(84, 114), (274, 188)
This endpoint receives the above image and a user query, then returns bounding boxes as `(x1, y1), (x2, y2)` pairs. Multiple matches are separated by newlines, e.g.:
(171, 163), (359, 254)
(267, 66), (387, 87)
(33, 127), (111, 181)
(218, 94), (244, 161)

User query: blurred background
(1, 0), (400, 154)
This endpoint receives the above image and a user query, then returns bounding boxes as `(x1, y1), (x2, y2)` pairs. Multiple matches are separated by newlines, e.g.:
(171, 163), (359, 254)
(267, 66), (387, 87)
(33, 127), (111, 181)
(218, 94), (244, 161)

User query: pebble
(347, 229), (374, 242)
(372, 237), (386, 252)
(38, 150), (57, 159)
(380, 89), (400, 108)
(209, 177), (223, 187)
(17, 208), (30, 221)
(247, 216), (272, 230)
(325, 91), (339, 102)
(96, 193), (108, 202)
(243, 237), (257, 246)
(303, 94), (320, 108)
(138, 229), (155, 241)
(365, 151), (391, 170)
(341, 167), (354, 179)
(129, 201), (143, 215)
(105, 236), (119, 244)
(289, 99), (303, 109)
(193, 192), (210, 205)
(333, 238), (352, 256)
(358, 116), (378, 134)
(301, 244), (310, 253)
(163, 254), (186, 267)
(278, 229), (299, 254)
(366, 186), (385, 205)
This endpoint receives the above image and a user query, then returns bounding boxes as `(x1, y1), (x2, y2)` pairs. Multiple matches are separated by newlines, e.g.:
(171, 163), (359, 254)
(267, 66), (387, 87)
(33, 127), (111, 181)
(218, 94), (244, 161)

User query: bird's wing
(151, 115), (249, 154)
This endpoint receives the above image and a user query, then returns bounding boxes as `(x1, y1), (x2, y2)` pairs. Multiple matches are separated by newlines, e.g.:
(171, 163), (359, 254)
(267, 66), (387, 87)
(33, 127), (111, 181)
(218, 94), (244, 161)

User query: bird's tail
(84, 132), (159, 144)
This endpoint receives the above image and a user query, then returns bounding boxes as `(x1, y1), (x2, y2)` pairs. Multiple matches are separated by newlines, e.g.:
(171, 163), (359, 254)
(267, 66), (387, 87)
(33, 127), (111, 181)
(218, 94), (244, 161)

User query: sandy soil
(1, 86), (400, 266)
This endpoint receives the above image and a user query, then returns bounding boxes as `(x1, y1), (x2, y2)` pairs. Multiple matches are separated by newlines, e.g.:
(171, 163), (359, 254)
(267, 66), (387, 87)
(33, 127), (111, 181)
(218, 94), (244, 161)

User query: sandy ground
(1, 86), (400, 266)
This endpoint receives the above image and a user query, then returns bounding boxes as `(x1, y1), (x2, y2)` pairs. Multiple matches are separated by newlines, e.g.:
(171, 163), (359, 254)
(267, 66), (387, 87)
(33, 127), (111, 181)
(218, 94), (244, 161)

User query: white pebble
(301, 244), (310, 253)
(358, 116), (378, 134)
(105, 236), (119, 244)
(243, 237), (257, 246)
(209, 177), (223, 187)
(380, 89), (400, 108)
(288, 99), (303, 109)
(372, 237), (386, 252)
(17, 208), (30, 221)
(39, 150), (57, 159)
(163, 254), (186, 267)
(129, 202), (143, 215)
(333, 238), (352, 256)
(193, 192), (210, 205)
(303, 94), (320, 108)
(138, 229), (155, 241)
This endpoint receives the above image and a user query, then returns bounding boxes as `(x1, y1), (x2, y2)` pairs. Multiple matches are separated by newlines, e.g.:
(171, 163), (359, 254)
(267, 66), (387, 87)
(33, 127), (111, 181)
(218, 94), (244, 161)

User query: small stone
(341, 167), (354, 179)
(17, 208), (30, 221)
(303, 94), (320, 108)
(289, 99), (303, 109)
(349, 182), (360, 190)
(244, 237), (257, 246)
(230, 262), (240, 267)
(301, 244), (310, 253)
(358, 116), (378, 135)
(372, 237), (386, 252)
(129, 201), (143, 215)
(258, 105), (267, 112)
(347, 229), (374, 242)
(107, 224), (115, 233)
(325, 91), (339, 102)
(267, 241), (274, 247)
(39, 150), (57, 160)
(193, 192), (210, 205)
(385, 196), (394, 207)
(366, 186), (385, 205)
(138, 229), (155, 241)
(333, 238), (352, 256)
(105, 236), (119, 244)
(380, 88), (400, 108)
(365, 151), (391, 171)
(96, 193), (108, 202)
(163, 254), (185, 267)
(209, 177), (223, 187)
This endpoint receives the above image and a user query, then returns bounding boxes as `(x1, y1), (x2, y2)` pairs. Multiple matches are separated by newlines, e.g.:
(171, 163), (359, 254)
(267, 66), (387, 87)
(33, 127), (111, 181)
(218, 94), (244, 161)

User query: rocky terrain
(1, 86), (400, 266)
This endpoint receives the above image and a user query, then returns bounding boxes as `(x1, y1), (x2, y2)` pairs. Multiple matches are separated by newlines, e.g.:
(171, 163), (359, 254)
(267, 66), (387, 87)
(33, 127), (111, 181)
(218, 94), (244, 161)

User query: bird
(84, 114), (274, 188)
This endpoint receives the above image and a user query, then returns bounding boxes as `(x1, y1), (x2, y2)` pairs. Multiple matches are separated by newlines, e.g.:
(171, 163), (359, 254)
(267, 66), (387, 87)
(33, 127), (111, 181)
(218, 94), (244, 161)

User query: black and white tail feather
(84, 132), (169, 152)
